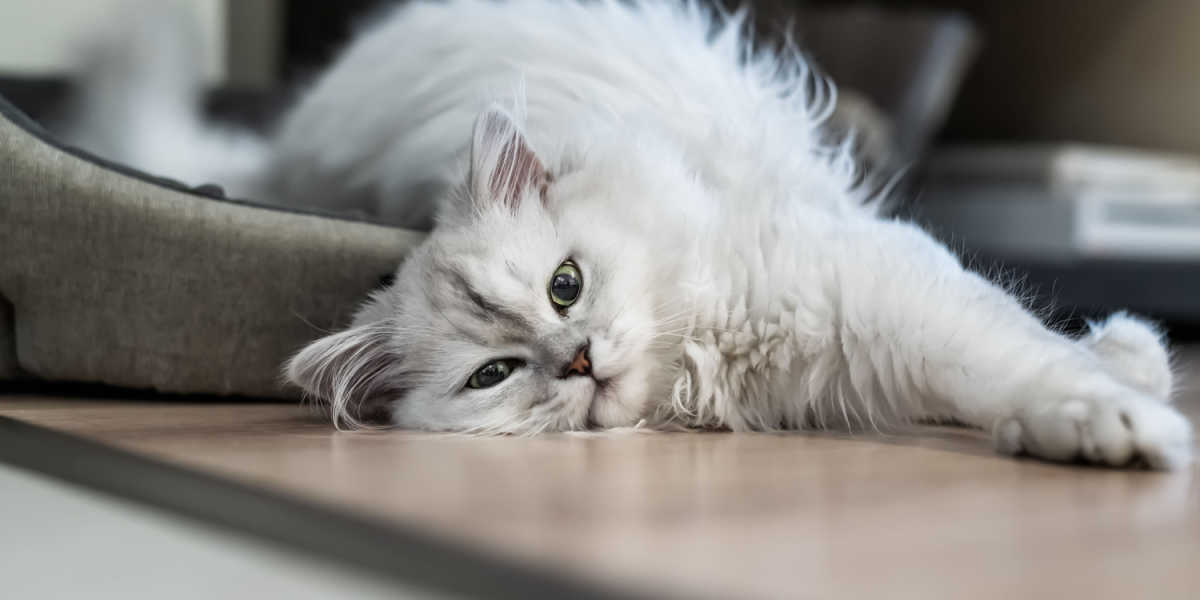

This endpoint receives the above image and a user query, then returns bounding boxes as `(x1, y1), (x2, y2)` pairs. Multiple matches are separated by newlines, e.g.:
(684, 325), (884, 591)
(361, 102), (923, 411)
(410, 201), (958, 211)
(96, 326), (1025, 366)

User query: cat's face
(287, 107), (691, 432)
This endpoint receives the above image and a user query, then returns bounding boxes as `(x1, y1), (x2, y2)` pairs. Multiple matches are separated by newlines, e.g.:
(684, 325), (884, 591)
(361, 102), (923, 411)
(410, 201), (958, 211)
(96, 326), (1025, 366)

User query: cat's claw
(994, 392), (1193, 470)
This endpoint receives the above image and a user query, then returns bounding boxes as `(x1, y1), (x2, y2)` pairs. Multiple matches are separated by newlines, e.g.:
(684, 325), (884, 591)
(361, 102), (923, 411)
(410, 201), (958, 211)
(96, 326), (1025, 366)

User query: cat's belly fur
(655, 207), (841, 430)
(655, 204), (962, 432)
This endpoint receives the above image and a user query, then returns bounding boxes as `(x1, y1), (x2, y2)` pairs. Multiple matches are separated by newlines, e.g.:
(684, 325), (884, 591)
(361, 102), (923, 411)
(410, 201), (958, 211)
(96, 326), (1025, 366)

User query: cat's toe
(1014, 400), (1088, 463)
(1125, 399), (1194, 470)
(1004, 392), (1192, 470)
(1081, 313), (1173, 402)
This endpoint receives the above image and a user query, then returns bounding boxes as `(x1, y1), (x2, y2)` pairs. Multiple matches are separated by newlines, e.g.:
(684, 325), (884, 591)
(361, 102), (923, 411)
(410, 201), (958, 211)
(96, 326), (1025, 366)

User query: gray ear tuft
(469, 106), (548, 212)
(285, 322), (404, 429)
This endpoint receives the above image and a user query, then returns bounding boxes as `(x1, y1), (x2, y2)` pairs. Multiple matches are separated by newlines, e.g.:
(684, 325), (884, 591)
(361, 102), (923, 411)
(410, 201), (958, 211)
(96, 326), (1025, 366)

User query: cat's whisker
(291, 311), (336, 335)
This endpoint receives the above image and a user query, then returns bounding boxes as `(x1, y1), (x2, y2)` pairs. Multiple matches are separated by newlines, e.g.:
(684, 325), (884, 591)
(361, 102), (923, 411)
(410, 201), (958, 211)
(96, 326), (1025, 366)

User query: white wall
(0, 0), (226, 83)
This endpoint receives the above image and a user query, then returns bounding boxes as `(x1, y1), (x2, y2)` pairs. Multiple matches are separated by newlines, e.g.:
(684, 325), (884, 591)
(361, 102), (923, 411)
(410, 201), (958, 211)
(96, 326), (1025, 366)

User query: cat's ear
(285, 321), (405, 429)
(469, 106), (549, 212)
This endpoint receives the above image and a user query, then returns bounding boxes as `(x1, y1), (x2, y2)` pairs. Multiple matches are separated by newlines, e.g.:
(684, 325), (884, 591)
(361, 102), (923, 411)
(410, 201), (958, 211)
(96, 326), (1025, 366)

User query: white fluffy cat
(67, 0), (1192, 468)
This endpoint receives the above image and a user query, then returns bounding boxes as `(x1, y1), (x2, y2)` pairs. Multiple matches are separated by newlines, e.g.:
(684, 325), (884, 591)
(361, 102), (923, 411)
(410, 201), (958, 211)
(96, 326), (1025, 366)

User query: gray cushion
(0, 104), (424, 397)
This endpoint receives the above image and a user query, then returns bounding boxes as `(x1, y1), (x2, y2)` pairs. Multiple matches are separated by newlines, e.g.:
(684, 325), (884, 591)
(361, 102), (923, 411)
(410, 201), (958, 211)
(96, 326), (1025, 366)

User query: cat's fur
(66, 0), (1192, 468)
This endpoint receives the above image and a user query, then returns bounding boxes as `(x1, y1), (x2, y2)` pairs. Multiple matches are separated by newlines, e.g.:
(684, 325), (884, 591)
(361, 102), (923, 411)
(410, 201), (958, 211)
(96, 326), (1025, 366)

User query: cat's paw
(1079, 313), (1173, 402)
(994, 389), (1193, 470)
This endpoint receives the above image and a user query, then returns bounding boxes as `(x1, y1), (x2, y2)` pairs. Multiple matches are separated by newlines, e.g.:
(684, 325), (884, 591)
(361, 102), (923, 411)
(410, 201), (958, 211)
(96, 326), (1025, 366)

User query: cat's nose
(561, 343), (591, 378)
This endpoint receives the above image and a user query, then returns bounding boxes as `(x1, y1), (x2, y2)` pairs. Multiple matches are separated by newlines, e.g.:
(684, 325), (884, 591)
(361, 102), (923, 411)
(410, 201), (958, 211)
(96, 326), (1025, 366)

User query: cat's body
(66, 0), (1192, 467)
(277, 0), (878, 431)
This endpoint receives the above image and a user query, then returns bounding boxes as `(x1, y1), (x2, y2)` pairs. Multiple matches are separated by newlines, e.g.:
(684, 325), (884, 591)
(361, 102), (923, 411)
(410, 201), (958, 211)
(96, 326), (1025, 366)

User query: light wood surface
(4, 355), (1200, 599)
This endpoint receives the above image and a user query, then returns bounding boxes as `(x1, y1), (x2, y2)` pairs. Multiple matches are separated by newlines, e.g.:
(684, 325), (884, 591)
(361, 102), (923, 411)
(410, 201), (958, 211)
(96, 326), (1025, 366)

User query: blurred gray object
(922, 144), (1200, 261)
(918, 143), (1200, 323)
(800, 7), (979, 165)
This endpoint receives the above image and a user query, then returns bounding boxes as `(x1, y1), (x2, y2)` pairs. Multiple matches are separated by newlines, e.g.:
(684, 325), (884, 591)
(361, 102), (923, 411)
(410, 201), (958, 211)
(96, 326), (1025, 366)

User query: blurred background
(2, 0), (1199, 335)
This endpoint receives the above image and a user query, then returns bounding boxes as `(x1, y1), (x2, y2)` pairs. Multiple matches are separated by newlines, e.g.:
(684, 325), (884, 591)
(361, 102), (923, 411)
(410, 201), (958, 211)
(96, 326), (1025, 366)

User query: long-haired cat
(65, 0), (1192, 468)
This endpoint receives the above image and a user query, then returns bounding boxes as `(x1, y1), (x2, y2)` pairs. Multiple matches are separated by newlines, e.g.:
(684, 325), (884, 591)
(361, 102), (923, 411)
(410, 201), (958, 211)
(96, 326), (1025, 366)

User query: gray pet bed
(0, 96), (424, 397)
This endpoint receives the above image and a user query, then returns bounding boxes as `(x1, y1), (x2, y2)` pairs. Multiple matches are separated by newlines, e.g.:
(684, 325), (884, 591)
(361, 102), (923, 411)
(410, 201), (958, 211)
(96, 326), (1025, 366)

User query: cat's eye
(466, 359), (522, 389)
(548, 260), (582, 310)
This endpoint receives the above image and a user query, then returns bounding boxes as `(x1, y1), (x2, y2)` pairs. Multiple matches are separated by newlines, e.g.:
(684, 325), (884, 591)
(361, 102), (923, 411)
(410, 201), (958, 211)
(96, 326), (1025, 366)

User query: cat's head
(286, 106), (698, 432)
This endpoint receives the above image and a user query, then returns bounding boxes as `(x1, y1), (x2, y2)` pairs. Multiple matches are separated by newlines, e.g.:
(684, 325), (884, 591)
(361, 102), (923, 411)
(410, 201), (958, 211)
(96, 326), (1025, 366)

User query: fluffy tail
(57, 3), (267, 196)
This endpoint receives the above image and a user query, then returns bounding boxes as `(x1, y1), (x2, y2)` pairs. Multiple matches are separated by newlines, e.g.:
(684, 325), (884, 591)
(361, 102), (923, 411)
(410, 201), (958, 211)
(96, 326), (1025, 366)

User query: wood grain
(3, 355), (1199, 599)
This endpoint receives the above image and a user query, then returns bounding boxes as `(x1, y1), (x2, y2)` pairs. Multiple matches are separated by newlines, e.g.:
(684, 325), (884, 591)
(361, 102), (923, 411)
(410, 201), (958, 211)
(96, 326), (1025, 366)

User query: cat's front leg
(826, 219), (1193, 469)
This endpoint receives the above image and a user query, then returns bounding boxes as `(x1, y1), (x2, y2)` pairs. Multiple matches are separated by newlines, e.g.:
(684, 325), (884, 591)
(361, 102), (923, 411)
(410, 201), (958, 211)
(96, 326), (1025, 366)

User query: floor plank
(2, 355), (1199, 599)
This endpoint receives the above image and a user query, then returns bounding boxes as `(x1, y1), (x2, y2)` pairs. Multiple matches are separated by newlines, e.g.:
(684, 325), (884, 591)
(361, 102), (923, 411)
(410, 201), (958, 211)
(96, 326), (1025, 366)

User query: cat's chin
(584, 374), (648, 429)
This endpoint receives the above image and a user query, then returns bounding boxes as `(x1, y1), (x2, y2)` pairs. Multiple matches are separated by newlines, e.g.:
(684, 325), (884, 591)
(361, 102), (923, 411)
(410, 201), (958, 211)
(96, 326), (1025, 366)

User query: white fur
(73, 0), (1193, 469)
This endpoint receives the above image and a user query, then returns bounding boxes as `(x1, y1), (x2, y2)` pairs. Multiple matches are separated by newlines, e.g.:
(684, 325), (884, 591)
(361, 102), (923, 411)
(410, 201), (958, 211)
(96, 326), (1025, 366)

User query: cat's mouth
(587, 375), (613, 404)
(583, 375), (627, 428)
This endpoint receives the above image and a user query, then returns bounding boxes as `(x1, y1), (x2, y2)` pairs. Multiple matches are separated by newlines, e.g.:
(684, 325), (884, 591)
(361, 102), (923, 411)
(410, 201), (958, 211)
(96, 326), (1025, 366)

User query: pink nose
(563, 344), (591, 377)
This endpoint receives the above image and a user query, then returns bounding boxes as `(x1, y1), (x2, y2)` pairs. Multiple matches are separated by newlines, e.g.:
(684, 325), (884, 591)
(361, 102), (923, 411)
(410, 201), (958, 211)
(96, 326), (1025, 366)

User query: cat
(64, 0), (1192, 468)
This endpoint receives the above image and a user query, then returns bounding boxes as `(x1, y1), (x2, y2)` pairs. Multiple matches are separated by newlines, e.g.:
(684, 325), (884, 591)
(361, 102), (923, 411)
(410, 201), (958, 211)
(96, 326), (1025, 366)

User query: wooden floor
(3, 356), (1200, 599)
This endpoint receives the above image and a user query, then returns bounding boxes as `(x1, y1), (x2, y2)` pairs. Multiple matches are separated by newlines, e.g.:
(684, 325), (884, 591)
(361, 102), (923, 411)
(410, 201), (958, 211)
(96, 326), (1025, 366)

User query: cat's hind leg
(1078, 312), (1173, 402)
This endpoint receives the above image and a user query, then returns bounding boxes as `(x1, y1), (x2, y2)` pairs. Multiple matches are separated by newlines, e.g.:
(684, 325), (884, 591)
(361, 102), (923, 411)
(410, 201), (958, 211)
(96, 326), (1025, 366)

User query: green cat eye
(467, 359), (523, 389)
(548, 261), (582, 309)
